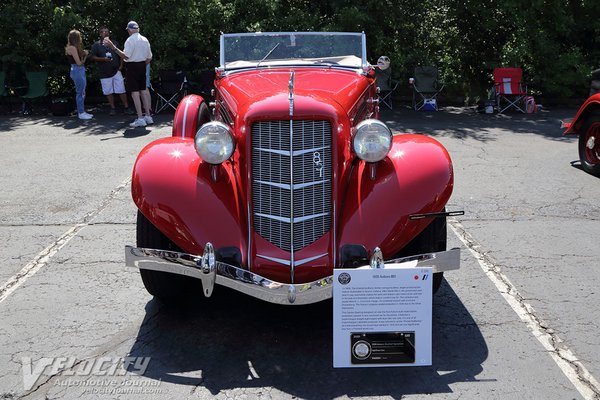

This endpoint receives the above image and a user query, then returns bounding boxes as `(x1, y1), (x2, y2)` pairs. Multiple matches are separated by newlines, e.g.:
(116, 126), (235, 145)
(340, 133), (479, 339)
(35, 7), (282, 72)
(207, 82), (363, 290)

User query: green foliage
(0, 0), (598, 100)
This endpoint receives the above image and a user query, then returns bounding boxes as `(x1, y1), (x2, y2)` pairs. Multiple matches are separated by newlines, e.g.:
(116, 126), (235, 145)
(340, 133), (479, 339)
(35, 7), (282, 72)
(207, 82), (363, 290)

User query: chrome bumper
(125, 245), (460, 305)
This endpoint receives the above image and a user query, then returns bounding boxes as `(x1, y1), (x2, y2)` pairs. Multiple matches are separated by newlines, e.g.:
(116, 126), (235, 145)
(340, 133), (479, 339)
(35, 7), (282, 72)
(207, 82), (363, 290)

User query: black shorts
(125, 61), (147, 92)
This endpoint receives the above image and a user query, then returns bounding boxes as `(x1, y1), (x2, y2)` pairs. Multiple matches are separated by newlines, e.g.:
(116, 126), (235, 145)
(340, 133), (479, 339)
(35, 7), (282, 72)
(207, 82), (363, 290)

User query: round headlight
(194, 121), (234, 164)
(353, 119), (392, 162)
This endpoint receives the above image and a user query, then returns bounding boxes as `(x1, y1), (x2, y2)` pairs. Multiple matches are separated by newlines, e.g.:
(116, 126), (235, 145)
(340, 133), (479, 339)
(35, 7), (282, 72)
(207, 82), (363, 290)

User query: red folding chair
(493, 67), (527, 113)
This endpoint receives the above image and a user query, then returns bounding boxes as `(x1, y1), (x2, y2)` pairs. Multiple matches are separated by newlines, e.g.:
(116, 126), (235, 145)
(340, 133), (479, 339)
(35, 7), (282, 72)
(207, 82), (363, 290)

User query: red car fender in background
(172, 94), (211, 139)
(563, 93), (600, 135)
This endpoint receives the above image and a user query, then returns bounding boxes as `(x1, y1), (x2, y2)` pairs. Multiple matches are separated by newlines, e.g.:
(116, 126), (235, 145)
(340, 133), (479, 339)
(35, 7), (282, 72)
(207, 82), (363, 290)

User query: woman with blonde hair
(65, 29), (93, 120)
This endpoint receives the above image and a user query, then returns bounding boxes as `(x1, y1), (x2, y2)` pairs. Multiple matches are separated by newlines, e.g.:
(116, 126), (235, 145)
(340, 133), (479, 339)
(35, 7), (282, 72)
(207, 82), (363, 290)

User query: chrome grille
(218, 100), (233, 125)
(252, 120), (332, 252)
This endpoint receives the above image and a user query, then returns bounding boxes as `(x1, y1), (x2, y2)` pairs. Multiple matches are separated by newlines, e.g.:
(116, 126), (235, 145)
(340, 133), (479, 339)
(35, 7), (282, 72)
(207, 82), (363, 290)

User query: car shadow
(125, 280), (489, 397)
(570, 159), (600, 179)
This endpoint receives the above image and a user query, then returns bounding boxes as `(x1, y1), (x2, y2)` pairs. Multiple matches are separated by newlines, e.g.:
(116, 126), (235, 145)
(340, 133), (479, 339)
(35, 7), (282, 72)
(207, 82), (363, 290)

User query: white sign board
(333, 266), (432, 368)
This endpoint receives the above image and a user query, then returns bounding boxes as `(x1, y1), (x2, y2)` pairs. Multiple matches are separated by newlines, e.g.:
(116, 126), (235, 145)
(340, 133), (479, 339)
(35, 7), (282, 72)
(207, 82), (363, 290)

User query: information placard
(333, 266), (432, 368)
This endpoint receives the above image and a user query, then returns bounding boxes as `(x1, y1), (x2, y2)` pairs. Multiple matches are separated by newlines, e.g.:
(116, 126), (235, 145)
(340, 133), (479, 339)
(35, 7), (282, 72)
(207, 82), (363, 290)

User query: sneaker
(78, 112), (93, 120)
(109, 108), (116, 116)
(144, 115), (154, 125)
(129, 118), (147, 128)
(123, 107), (135, 115)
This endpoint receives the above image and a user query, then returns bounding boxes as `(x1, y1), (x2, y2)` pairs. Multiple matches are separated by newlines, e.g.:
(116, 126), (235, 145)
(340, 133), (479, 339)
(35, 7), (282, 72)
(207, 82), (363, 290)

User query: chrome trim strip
(255, 212), (329, 224)
(222, 32), (363, 38)
(257, 254), (290, 266)
(292, 146), (329, 156)
(294, 253), (328, 266)
(385, 248), (461, 271)
(255, 213), (290, 224)
(294, 180), (328, 190)
(247, 202), (252, 270)
(255, 147), (291, 156)
(181, 97), (192, 138)
(361, 32), (367, 69)
(293, 212), (329, 223)
(289, 117), (295, 282)
(257, 253), (328, 267)
(288, 71), (296, 282)
(256, 179), (329, 191)
(126, 246), (460, 305)
(333, 202), (336, 267)
(219, 33), (224, 67)
(288, 70), (295, 117)
(255, 180), (291, 190)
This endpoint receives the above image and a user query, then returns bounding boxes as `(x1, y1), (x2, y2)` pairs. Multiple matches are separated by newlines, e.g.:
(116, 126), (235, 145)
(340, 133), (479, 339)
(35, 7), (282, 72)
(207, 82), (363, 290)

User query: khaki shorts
(100, 71), (126, 95)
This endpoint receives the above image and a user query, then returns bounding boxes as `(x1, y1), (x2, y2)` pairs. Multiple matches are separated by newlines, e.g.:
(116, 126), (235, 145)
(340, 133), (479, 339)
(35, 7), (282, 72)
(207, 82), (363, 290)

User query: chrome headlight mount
(353, 119), (392, 162)
(194, 121), (235, 164)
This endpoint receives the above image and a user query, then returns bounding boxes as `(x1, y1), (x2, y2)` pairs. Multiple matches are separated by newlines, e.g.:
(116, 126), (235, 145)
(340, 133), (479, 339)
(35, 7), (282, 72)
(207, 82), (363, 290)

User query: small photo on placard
(350, 332), (415, 364)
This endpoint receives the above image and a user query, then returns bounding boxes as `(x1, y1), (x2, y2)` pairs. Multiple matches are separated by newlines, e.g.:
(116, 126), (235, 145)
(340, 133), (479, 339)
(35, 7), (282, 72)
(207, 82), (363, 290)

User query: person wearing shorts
(103, 21), (153, 127)
(90, 27), (132, 116)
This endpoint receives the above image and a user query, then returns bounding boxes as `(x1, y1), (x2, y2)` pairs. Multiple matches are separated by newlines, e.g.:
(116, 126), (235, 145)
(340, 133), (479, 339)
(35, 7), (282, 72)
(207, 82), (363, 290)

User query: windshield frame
(218, 32), (368, 73)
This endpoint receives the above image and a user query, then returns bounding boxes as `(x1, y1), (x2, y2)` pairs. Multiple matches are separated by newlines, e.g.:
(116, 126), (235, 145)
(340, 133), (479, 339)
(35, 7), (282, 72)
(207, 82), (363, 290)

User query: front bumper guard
(125, 244), (460, 305)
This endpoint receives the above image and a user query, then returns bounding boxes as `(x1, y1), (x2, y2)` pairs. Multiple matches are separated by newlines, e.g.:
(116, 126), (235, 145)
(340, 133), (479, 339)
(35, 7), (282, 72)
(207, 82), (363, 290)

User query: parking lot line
(0, 177), (131, 305)
(449, 217), (600, 400)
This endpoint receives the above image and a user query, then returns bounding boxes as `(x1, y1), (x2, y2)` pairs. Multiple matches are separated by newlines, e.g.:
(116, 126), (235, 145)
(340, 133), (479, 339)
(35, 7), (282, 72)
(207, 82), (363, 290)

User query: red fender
(338, 134), (454, 258)
(564, 93), (600, 135)
(172, 94), (210, 138)
(132, 138), (246, 259)
(134, 95), (243, 258)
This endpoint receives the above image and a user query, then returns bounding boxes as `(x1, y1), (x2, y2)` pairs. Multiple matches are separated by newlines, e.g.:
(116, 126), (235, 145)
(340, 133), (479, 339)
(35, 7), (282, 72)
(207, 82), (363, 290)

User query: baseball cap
(126, 21), (139, 30)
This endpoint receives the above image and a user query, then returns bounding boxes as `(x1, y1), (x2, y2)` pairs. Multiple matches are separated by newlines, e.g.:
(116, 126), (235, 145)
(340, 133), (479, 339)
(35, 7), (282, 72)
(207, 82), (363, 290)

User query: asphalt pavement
(0, 104), (598, 399)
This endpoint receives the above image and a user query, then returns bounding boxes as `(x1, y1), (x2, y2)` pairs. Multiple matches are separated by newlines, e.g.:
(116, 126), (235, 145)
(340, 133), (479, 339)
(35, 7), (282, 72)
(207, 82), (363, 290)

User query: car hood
(217, 68), (369, 113)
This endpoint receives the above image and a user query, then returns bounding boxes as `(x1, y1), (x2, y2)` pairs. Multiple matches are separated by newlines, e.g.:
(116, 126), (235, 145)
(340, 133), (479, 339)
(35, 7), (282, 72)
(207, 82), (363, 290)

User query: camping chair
(196, 69), (215, 99)
(411, 66), (444, 111)
(493, 67), (527, 113)
(20, 71), (49, 115)
(151, 70), (187, 113)
(375, 56), (399, 110)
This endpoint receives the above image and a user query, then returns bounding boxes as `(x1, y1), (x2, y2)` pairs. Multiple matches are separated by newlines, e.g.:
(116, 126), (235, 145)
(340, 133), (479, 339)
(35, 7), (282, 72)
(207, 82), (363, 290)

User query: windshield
(220, 32), (367, 71)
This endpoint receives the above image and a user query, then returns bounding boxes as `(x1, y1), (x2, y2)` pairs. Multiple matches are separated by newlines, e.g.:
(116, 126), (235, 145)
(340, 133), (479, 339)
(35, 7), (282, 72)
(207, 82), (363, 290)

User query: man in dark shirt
(90, 27), (133, 115)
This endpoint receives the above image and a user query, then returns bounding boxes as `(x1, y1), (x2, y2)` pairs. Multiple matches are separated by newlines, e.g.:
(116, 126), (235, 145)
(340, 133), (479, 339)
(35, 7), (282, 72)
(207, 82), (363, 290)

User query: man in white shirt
(104, 21), (153, 128)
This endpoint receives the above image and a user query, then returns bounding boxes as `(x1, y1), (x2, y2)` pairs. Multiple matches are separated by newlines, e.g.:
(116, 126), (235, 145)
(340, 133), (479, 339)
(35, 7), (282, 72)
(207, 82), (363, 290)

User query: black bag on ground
(51, 97), (74, 116)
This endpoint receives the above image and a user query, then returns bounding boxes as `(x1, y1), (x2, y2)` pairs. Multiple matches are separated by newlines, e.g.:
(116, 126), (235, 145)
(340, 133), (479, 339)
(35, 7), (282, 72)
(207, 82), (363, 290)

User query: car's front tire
(578, 115), (600, 176)
(391, 214), (447, 294)
(136, 211), (197, 303)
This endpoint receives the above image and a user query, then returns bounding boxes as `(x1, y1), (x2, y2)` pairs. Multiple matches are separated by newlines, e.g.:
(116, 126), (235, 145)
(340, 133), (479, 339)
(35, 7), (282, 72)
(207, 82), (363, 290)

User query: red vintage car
(125, 32), (460, 305)
(563, 93), (600, 176)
